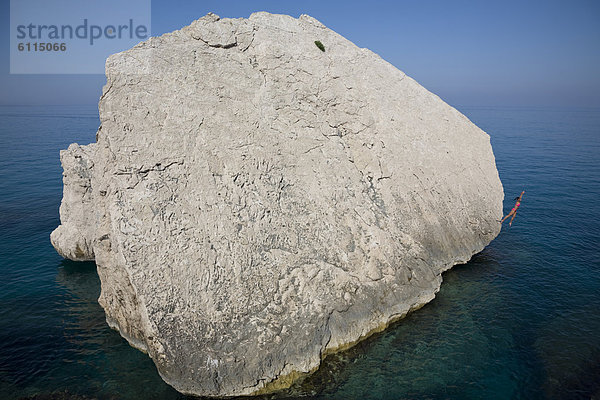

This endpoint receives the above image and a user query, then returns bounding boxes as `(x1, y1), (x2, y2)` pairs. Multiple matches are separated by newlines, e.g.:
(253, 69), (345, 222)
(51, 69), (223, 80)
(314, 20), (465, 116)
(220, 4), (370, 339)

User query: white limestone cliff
(51, 12), (503, 397)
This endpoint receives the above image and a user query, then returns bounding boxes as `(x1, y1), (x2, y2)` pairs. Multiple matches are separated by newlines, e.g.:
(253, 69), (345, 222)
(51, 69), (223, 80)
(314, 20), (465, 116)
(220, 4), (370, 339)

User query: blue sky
(1, 0), (599, 107)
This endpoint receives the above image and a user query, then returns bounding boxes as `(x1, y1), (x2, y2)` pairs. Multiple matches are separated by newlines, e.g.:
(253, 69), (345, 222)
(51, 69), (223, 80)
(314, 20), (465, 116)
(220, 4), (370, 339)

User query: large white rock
(51, 12), (503, 397)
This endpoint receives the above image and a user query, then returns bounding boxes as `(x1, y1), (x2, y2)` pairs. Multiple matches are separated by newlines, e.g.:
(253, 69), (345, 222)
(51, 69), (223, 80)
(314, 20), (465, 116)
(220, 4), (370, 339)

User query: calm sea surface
(0, 105), (598, 399)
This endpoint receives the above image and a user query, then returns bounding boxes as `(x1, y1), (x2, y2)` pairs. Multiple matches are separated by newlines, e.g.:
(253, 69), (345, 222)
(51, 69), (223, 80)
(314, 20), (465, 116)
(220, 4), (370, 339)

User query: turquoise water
(0, 105), (598, 399)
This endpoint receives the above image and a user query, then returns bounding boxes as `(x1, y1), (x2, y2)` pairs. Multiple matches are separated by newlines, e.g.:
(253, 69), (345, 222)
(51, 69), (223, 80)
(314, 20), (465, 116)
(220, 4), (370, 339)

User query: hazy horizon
(1, 0), (599, 108)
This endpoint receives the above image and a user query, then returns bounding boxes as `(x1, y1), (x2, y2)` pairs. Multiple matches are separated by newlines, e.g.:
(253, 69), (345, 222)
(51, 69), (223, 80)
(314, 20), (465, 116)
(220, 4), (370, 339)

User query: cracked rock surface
(51, 12), (504, 397)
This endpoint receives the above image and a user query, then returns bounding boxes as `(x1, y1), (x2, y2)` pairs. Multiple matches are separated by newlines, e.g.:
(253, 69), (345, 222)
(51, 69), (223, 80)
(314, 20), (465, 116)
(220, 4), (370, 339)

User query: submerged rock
(51, 12), (503, 397)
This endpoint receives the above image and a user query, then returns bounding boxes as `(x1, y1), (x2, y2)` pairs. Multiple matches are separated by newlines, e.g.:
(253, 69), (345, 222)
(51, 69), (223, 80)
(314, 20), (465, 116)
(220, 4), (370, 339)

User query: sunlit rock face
(51, 12), (503, 397)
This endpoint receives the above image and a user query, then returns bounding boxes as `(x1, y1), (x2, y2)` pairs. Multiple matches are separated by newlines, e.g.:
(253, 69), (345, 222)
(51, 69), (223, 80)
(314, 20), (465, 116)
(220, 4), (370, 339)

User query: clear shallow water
(0, 105), (598, 399)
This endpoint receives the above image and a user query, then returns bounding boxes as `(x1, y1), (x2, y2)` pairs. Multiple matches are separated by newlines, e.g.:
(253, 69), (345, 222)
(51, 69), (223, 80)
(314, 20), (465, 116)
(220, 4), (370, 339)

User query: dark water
(0, 105), (598, 399)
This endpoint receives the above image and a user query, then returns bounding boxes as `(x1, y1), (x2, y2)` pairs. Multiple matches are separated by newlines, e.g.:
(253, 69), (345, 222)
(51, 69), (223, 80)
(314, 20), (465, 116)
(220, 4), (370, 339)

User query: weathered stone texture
(52, 12), (503, 397)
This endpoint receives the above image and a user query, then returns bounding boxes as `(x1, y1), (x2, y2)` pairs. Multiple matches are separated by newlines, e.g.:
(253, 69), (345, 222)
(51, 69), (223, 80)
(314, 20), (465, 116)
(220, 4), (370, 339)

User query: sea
(0, 105), (598, 400)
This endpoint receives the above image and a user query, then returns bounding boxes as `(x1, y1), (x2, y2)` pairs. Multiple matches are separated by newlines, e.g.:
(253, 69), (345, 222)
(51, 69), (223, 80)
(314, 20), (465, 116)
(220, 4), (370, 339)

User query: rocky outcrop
(51, 12), (503, 397)
(51, 143), (96, 261)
